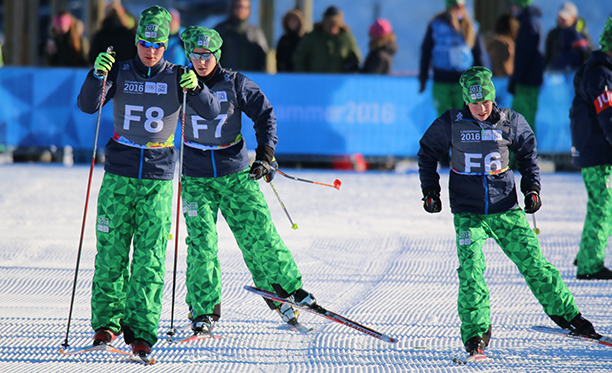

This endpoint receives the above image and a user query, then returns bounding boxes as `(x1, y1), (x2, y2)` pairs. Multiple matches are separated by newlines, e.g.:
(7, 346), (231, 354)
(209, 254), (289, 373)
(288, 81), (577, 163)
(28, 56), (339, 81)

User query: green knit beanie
(135, 5), (172, 44)
(180, 26), (223, 61)
(510, 0), (534, 9)
(599, 17), (612, 52)
(445, 0), (465, 9)
(460, 67), (496, 104)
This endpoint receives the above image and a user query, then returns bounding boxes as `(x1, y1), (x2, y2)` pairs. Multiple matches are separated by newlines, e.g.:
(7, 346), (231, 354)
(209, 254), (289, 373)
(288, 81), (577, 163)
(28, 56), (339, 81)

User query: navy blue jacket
(418, 104), (540, 215)
(182, 64), (278, 178)
(511, 6), (544, 87)
(78, 57), (220, 180)
(569, 50), (612, 168)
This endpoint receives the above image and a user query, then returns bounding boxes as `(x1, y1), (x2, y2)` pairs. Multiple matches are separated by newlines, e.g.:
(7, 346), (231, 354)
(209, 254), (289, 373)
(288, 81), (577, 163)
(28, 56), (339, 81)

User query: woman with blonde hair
(418, 0), (486, 116)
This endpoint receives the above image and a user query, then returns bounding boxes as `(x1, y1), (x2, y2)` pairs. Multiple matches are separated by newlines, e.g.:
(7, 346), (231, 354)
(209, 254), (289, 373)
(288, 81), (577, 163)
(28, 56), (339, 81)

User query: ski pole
(269, 182), (298, 230)
(62, 46), (113, 348)
(271, 166), (341, 190)
(532, 213), (540, 235)
(167, 68), (189, 337)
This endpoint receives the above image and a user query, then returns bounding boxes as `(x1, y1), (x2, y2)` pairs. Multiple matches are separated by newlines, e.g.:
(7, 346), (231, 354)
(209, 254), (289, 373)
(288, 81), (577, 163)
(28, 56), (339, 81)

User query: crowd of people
(43, 0), (397, 75)
(48, 0), (612, 362)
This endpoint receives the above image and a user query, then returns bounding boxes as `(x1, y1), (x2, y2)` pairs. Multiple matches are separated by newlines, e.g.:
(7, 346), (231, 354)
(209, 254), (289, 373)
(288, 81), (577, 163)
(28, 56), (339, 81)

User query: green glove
(94, 52), (115, 76)
(180, 69), (198, 90)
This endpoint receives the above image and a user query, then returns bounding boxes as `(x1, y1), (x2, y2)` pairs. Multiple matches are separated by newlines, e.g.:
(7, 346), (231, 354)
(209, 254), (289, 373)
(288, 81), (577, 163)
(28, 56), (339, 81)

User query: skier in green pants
(417, 66), (600, 357)
(77, 6), (220, 357)
(569, 17), (612, 280)
(177, 26), (316, 335)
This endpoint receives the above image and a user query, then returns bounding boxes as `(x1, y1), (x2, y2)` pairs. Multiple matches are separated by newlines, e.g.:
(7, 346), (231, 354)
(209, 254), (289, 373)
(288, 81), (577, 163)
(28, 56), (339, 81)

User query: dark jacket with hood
(418, 104), (540, 215)
(361, 33), (398, 74)
(570, 50), (612, 168)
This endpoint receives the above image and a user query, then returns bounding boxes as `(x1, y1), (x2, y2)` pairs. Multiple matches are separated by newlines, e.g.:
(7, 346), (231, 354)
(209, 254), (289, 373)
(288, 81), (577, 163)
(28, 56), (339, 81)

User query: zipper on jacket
(138, 148), (144, 179)
(483, 174), (489, 215)
(211, 150), (217, 178)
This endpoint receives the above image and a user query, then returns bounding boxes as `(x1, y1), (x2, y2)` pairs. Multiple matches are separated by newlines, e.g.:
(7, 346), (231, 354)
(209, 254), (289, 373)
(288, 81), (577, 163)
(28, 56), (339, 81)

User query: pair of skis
(59, 343), (155, 365)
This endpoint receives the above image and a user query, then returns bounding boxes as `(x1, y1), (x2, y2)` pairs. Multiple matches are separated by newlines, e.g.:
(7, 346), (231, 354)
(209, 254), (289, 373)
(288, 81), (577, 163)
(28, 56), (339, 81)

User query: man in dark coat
(213, 0), (268, 72)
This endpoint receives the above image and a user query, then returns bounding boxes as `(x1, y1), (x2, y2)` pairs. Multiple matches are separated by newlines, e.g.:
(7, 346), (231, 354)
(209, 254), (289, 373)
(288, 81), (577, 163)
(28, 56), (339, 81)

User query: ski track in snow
(1, 164), (611, 372)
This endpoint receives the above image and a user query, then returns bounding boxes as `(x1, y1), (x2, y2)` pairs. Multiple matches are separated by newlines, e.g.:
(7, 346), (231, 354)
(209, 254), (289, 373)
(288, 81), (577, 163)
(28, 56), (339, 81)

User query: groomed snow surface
(1, 164), (611, 372)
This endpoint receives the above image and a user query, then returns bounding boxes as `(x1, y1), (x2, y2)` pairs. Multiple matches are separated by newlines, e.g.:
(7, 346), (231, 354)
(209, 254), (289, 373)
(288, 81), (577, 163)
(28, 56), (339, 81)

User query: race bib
(594, 90), (612, 114)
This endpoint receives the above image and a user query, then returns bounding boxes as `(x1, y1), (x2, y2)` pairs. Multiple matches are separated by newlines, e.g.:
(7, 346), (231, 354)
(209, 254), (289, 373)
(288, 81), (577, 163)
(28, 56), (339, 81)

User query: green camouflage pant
(454, 208), (579, 344)
(511, 84), (540, 132)
(182, 170), (303, 319)
(577, 165), (612, 275)
(91, 172), (173, 346)
(432, 81), (464, 117)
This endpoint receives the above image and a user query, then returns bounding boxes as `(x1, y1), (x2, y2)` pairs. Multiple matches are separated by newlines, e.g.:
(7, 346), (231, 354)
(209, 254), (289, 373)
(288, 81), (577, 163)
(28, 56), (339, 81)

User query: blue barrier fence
(0, 67), (575, 157)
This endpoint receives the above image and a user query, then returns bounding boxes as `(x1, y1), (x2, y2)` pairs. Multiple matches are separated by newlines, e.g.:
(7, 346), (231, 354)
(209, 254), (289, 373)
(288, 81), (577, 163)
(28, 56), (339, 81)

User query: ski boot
(93, 328), (119, 346)
(192, 314), (215, 335)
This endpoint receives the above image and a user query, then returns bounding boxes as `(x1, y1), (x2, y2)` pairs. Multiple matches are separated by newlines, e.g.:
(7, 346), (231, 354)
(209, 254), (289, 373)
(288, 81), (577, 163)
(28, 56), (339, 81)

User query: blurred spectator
(361, 18), (397, 74)
(545, 2), (592, 72)
(89, 4), (137, 64)
(44, 9), (89, 67)
(276, 9), (305, 72)
(214, 0), (268, 72)
(418, 0), (487, 116)
(293, 6), (361, 73)
(164, 8), (187, 65)
(484, 13), (518, 77)
(508, 0), (544, 131)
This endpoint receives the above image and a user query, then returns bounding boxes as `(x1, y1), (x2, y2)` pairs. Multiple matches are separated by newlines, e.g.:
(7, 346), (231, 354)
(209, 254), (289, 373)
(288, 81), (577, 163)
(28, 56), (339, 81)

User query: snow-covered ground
(1, 163), (611, 372)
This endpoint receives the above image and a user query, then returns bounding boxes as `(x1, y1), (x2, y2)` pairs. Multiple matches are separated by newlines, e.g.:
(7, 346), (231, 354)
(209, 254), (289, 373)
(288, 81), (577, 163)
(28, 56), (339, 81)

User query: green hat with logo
(445, 0), (465, 9)
(135, 5), (172, 44)
(180, 26), (223, 61)
(599, 17), (612, 52)
(510, 0), (534, 9)
(460, 66), (496, 104)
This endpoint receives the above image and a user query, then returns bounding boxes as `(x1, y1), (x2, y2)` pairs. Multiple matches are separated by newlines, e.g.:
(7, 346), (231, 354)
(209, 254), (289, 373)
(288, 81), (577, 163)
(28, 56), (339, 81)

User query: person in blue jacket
(77, 6), (220, 357)
(418, 66), (599, 357)
(418, 0), (487, 117)
(508, 0), (544, 131)
(177, 26), (316, 335)
(569, 17), (612, 280)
